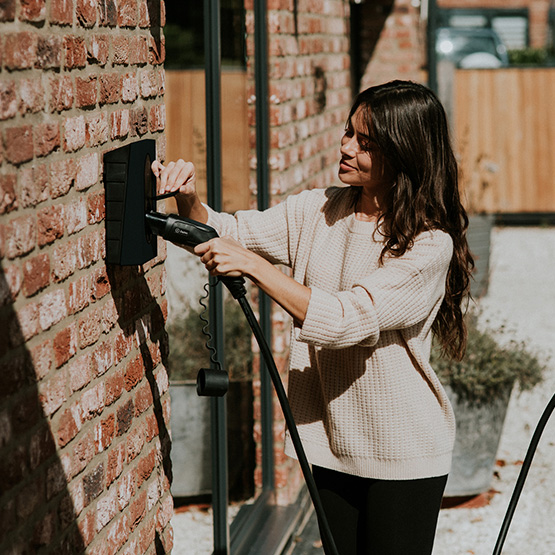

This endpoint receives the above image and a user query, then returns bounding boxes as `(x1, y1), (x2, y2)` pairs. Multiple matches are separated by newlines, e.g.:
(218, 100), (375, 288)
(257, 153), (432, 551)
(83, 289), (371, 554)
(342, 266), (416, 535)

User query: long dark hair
(349, 80), (474, 360)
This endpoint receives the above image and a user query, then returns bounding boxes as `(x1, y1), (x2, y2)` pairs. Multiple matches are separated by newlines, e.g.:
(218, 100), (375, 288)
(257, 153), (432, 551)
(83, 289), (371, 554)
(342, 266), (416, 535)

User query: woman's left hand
(194, 237), (256, 278)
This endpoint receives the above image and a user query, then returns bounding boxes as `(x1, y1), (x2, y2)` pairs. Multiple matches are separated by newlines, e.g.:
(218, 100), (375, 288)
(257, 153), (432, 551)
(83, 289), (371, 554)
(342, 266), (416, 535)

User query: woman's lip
(339, 160), (354, 171)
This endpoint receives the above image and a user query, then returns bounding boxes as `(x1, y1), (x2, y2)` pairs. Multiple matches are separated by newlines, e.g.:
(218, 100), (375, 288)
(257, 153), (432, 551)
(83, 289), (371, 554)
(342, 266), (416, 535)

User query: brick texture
(242, 0), (352, 505)
(0, 1), (171, 554)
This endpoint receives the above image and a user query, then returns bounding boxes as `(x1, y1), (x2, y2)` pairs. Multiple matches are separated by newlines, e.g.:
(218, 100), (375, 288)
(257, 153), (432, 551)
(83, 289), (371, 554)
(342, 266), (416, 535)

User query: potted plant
(431, 309), (546, 497)
(167, 293), (255, 500)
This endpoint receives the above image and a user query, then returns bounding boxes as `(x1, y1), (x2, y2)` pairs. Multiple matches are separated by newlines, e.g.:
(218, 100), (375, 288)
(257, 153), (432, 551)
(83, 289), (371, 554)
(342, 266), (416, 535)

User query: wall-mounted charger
(104, 139), (158, 265)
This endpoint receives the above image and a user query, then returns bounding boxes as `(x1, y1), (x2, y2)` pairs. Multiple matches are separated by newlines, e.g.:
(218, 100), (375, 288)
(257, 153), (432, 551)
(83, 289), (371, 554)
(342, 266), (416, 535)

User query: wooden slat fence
(454, 68), (555, 214)
(164, 69), (250, 213)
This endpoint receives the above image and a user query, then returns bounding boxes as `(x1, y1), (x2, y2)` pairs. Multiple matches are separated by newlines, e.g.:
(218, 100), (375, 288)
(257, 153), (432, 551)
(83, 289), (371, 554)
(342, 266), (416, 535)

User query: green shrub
(431, 310), (546, 403)
(166, 293), (253, 383)
(508, 48), (548, 65)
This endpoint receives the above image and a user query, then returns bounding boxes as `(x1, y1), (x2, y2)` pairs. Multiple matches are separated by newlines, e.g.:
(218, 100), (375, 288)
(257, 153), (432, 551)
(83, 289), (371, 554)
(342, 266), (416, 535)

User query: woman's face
(338, 108), (393, 190)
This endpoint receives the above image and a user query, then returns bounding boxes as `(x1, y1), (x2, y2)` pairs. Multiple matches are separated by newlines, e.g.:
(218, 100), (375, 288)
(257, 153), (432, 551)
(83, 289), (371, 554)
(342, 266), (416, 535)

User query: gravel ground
(171, 227), (555, 555)
(433, 226), (555, 555)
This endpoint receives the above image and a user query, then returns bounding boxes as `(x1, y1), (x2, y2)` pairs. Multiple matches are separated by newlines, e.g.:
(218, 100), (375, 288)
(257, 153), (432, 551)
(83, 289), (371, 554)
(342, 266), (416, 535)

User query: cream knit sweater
(206, 186), (456, 480)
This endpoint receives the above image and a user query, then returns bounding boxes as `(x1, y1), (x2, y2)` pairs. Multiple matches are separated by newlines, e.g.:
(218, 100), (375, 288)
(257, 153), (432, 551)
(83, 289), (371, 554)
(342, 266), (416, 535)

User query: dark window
(164, 1), (246, 69)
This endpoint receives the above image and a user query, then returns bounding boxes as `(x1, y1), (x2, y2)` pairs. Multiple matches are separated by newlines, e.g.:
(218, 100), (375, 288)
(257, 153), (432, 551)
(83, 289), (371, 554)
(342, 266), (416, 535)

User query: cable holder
(196, 282), (229, 397)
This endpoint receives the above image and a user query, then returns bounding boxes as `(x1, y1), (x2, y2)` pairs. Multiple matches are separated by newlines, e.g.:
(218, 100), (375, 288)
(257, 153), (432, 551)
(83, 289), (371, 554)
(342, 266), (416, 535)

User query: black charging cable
(492, 391), (555, 554)
(145, 211), (339, 554)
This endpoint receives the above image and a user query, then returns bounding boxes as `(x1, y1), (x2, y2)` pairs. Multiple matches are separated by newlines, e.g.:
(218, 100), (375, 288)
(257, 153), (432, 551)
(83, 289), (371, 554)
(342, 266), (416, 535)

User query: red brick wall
(0, 1), (173, 553)
(358, 0), (426, 90)
(244, 0), (352, 506)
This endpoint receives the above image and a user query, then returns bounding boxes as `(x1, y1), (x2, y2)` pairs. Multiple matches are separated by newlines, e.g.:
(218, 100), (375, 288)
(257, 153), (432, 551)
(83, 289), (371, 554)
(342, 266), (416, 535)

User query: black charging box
(104, 139), (158, 265)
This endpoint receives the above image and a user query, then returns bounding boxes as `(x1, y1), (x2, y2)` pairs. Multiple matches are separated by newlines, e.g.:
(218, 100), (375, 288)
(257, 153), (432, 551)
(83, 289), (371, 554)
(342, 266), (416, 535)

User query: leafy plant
(166, 293), (253, 383)
(508, 47), (549, 66)
(431, 310), (546, 403)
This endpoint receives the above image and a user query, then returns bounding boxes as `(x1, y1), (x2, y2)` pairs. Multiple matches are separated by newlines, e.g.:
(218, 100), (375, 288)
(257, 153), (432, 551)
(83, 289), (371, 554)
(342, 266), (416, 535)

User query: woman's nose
(341, 135), (358, 155)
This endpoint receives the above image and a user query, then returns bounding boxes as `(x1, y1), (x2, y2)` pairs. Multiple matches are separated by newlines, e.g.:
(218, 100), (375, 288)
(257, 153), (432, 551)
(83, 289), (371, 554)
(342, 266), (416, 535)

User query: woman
(154, 80), (474, 554)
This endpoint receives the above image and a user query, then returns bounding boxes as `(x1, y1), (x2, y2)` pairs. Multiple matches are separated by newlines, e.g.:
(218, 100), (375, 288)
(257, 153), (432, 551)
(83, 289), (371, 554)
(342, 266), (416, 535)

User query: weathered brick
(0, 0), (16, 21)
(129, 490), (147, 531)
(83, 463), (104, 506)
(20, 0), (46, 21)
(74, 431), (96, 476)
(136, 448), (155, 488)
(99, 0), (117, 27)
(3, 125), (34, 165)
(116, 398), (134, 435)
(49, 75), (74, 112)
(77, 509), (96, 547)
(87, 35), (109, 65)
(95, 412), (115, 452)
(96, 482), (117, 532)
(65, 197), (88, 235)
(129, 35), (148, 65)
(75, 152), (98, 191)
(77, 230), (101, 268)
(110, 109), (130, 139)
(63, 115), (86, 152)
(53, 322), (78, 367)
(18, 166), (47, 211)
(99, 74), (122, 104)
(64, 35), (87, 69)
(134, 381), (153, 415)
(75, 75), (98, 108)
(130, 107), (148, 137)
(0, 80), (17, 120)
(4, 32), (37, 69)
(57, 405), (81, 447)
(118, 0), (137, 27)
(81, 382), (105, 420)
(50, 0), (73, 25)
(51, 240), (78, 282)
(69, 352), (92, 393)
(106, 442), (125, 486)
(78, 305), (103, 348)
(32, 508), (57, 547)
(147, 34), (164, 65)
(113, 35), (129, 65)
(124, 355), (144, 392)
(22, 253), (50, 297)
(0, 263), (20, 306)
(18, 78), (45, 116)
(38, 288), (67, 331)
(36, 35), (63, 69)
(37, 204), (64, 246)
(29, 338), (52, 380)
(121, 73), (138, 102)
(77, 0), (96, 27)
(5, 215), (36, 258)
(0, 173), (17, 214)
(87, 190), (105, 224)
(148, 104), (165, 132)
(86, 112), (109, 146)
(68, 274), (90, 314)
(38, 368), (67, 416)
(91, 340), (113, 377)
(34, 122), (60, 157)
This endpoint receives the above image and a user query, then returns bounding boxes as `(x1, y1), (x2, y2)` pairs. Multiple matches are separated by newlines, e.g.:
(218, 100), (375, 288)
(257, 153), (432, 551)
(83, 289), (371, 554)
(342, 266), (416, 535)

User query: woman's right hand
(151, 159), (197, 199)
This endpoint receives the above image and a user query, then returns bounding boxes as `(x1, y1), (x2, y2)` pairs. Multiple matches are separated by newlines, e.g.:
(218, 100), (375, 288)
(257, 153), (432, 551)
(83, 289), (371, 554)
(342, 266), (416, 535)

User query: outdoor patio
(171, 225), (555, 555)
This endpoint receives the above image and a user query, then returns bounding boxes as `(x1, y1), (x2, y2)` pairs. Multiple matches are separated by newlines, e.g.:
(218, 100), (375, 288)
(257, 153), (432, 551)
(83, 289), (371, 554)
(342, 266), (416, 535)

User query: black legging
(312, 465), (447, 555)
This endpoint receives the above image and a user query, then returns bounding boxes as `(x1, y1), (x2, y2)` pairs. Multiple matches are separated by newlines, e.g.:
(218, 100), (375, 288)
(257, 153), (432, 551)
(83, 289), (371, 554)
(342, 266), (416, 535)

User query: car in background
(435, 27), (509, 69)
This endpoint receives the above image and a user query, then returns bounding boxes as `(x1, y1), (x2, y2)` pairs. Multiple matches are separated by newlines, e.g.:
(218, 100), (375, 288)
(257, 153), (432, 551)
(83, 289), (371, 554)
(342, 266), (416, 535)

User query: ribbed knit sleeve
(204, 189), (319, 267)
(297, 230), (452, 349)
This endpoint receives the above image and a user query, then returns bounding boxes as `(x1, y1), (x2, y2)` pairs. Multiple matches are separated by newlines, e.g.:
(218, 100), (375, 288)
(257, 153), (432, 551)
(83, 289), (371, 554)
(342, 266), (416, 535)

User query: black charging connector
(145, 212), (247, 300)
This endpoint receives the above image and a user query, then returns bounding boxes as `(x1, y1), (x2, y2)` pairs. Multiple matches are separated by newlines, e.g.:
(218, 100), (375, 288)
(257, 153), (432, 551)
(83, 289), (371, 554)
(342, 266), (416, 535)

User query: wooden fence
(164, 69), (250, 213)
(453, 68), (555, 214)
